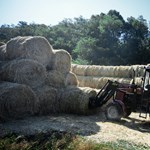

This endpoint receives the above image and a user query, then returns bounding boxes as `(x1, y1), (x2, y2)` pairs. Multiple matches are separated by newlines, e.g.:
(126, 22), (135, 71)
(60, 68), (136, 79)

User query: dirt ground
(0, 111), (150, 147)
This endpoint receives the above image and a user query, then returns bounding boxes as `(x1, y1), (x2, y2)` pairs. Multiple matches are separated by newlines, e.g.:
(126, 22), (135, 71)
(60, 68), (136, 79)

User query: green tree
(73, 37), (97, 64)
(120, 16), (149, 64)
(0, 10), (150, 66)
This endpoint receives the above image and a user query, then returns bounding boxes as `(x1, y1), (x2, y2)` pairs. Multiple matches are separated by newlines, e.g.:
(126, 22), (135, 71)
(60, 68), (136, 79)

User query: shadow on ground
(0, 111), (149, 138)
(107, 113), (150, 133)
(0, 110), (107, 137)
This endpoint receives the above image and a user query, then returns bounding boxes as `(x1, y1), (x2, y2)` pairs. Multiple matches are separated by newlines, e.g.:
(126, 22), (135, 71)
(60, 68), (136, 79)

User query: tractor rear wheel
(105, 102), (123, 121)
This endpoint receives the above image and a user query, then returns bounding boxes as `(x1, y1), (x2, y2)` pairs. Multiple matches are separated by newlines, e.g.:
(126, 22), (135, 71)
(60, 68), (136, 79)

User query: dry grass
(0, 122), (149, 150)
(0, 114), (150, 150)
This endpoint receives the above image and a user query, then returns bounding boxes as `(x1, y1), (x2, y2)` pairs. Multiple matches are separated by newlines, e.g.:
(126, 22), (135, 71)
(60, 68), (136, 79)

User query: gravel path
(0, 111), (149, 146)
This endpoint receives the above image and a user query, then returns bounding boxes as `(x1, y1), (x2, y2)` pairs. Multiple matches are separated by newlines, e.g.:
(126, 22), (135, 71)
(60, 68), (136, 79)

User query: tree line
(0, 10), (150, 65)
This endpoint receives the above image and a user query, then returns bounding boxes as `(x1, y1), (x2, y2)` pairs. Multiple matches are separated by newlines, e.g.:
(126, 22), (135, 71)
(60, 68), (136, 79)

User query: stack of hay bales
(72, 64), (145, 89)
(0, 36), (97, 120)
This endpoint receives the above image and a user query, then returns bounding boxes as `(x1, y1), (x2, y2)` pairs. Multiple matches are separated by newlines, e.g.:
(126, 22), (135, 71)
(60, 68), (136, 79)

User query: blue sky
(0, 0), (150, 26)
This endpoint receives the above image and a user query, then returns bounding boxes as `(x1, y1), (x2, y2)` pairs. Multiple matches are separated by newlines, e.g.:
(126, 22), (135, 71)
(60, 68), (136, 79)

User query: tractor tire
(105, 102), (123, 121)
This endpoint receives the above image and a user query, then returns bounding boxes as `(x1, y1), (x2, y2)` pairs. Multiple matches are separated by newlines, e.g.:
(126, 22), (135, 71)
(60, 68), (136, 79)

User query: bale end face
(0, 82), (39, 120)
(52, 49), (71, 73)
(60, 86), (98, 115)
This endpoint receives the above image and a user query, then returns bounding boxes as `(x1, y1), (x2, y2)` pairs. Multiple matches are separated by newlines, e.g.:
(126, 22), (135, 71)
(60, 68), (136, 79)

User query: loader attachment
(89, 80), (119, 109)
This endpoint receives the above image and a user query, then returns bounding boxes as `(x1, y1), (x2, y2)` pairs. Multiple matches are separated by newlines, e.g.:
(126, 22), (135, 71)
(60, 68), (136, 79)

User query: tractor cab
(139, 66), (150, 118)
(143, 66), (150, 92)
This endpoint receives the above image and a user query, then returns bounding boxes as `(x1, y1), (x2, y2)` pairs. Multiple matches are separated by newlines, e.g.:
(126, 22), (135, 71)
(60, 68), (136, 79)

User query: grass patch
(0, 131), (149, 150)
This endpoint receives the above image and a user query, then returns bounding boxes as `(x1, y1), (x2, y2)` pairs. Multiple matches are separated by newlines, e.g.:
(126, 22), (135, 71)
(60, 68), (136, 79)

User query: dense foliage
(0, 10), (150, 65)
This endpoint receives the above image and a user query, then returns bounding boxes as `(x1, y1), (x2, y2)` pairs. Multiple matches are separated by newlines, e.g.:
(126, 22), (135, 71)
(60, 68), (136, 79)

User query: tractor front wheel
(105, 102), (123, 121)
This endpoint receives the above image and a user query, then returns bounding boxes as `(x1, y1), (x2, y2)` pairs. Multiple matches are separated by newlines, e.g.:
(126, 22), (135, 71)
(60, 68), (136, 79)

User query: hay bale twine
(60, 86), (98, 115)
(52, 49), (71, 73)
(65, 72), (78, 87)
(0, 59), (47, 88)
(0, 81), (39, 120)
(34, 85), (59, 114)
(0, 44), (6, 61)
(6, 36), (53, 68)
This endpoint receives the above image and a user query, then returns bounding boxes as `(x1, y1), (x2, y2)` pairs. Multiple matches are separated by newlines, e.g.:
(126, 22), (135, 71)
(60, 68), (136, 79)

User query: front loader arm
(89, 80), (119, 109)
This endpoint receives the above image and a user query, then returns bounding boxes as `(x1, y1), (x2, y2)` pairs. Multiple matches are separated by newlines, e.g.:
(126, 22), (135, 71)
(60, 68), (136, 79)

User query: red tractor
(89, 66), (150, 121)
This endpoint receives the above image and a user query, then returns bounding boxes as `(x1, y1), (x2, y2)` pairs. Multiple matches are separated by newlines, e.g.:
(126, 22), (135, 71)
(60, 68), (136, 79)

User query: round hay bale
(0, 44), (6, 61)
(97, 77), (106, 89)
(52, 49), (71, 73)
(71, 64), (77, 73)
(34, 85), (59, 114)
(85, 65), (115, 77)
(132, 65), (145, 77)
(6, 36), (53, 68)
(60, 86), (98, 115)
(76, 75), (86, 87)
(132, 77), (143, 86)
(72, 65), (142, 78)
(114, 66), (132, 78)
(83, 65), (97, 76)
(76, 76), (105, 89)
(0, 81), (39, 120)
(76, 76), (131, 89)
(0, 59), (47, 88)
(65, 72), (78, 87)
(47, 70), (66, 88)
(71, 64), (88, 76)
(47, 70), (78, 88)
